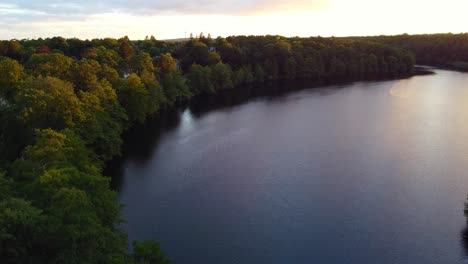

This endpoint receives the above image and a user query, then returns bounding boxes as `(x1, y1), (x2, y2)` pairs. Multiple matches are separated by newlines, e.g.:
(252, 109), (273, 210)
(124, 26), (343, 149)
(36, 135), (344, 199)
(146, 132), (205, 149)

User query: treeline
(173, 35), (414, 92)
(354, 33), (468, 71)
(0, 35), (414, 263)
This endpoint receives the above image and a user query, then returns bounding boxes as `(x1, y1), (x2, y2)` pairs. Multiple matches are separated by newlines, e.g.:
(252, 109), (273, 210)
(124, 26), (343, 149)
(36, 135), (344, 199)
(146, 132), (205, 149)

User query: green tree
(367, 54), (379, 76)
(130, 52), (155, 83)
(77, 80), (127, 161)
(72, 59), (101, 91)
(132, 240), (171, 264)
(210, 63), (234, 90)
(10, 129), (127, 263)
(328, 56), (347, 78)
(253, 64), (266, 82)
(100, 64), (120, 84)
(180, 41), (209, 70)
(187, 64), (214, 94)
(284, 57), (298, 79)
(146, 81), (166, 115)
(0, 58), (23, 99)
(6, 40), (23, 61)
(387, 56), (400, 77)
(0, 171), (13, 200)
(264, 58), (279, 80)
(218, 42), (242, 69)
(161, 72), (190, 105)
(0, 198), (46, 263)
(233, 66), (254, 86)
(119, 37), (134, 61)
(25, 53), (73, 80)
(207, 52), (221, 65)
(46, 187), (126, 264)
(157, 53), (177, 75)
(117, 74), (151, 123)
(17, 77), (84, 130)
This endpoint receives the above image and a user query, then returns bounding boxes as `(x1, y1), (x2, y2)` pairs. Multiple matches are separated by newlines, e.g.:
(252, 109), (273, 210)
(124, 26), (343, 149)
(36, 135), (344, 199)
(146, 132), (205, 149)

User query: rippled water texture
(113, 69), (468, 263)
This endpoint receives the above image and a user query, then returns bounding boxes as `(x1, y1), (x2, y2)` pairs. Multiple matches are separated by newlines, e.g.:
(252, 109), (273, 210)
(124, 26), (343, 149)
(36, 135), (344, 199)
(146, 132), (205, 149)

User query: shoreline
(106, 67), (430, 185)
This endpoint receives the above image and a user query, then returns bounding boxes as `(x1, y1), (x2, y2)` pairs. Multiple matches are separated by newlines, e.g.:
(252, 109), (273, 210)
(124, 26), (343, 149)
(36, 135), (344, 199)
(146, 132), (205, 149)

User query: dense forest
(353, 33), (468, 71)
(1, 33), (463, 263)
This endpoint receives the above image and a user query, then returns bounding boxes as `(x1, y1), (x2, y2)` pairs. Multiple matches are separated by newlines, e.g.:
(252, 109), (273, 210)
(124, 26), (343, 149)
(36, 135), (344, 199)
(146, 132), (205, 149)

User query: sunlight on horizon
(0, 0), (467, 39)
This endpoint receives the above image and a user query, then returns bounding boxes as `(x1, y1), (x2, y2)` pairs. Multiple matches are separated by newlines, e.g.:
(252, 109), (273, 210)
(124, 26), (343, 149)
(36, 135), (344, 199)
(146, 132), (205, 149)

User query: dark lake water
(111, 69), (468, 264)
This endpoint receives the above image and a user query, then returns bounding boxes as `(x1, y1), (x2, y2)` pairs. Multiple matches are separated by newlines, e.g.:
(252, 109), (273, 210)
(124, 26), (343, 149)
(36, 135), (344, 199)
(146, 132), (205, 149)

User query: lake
(111, 69), (468, 264)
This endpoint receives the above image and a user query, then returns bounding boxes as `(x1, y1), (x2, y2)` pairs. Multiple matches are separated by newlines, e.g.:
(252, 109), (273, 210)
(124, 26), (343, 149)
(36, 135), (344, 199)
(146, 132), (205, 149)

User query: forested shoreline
(353, 33), (468, 71)
(0, 33), (463, 263)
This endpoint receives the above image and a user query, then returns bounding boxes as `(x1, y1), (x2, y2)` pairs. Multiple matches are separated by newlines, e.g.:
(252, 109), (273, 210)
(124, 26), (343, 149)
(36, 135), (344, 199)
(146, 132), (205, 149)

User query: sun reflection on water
(389, 80), (416, 98)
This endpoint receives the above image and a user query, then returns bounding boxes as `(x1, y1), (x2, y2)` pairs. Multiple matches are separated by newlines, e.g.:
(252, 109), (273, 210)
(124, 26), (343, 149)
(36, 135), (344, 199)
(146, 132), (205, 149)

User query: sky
(0, 0), (467, 40)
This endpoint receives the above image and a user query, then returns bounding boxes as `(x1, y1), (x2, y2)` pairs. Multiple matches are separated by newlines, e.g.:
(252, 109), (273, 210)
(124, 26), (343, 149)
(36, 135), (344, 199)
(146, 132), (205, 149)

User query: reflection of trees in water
(461, 225), (468, 260)
(188, 83), (278, 118)
(188, 79), (329, 119)
(106, 109), (181, 191)
(107, 78), (348, 190)
(461, 200), (468, 261)
(122, 109), (182, 161)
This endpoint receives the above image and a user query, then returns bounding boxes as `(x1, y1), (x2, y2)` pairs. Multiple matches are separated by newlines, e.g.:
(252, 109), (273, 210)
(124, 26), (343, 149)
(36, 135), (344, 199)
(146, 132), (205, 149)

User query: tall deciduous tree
(119, 37), (134, 61)
(17, 77), (84, 130)
(0, 58), (23, 99)
(187, 64), (214, 94)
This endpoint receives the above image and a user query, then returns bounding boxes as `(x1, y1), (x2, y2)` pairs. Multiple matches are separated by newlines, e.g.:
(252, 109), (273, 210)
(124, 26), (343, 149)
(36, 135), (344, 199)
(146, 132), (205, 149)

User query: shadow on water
(106, 79), (319, 190)
(188, 78), (337, 119)
(461, 204), (468, 262)
(461, 225), (468, 261)
(106, 77), (380, 190)
(187, 75), (399, 120)
(106, 109), (182, 190)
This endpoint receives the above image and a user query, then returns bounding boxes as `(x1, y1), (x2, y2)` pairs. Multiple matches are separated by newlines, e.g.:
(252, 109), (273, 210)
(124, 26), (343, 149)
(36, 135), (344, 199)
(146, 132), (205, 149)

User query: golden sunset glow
(0, 0), (466, 39)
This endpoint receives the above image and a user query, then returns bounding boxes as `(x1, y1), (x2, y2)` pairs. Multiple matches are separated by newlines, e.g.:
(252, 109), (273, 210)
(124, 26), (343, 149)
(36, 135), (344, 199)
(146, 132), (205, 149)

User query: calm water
(112, 69), (468, 264)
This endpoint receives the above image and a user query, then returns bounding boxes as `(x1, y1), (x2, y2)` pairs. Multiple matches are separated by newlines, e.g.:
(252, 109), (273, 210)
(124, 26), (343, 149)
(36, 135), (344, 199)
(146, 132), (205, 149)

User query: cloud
(2, 0), (465, 41)
(0, 3), (45, 18)
(2, 0), (330, 17)
(0, 0), (330, 39)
